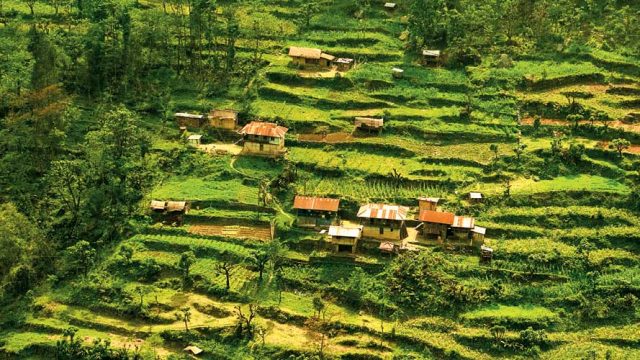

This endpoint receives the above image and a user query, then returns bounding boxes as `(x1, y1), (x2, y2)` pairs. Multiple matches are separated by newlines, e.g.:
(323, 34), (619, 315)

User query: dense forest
(1, 0), (639, 359)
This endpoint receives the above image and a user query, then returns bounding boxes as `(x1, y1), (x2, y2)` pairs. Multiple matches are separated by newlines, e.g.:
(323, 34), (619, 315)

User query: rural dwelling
(450, 215), (476, 244)
(384, 3), (397, 11)
(288, 46), (335, 69)
(419, 210), (454, 241)
(187, 134), (202, 146)
(392, 67), (404, 78)
(418, 197), (439, 212)
(150, 200), (167, 213)
(471, 226), (486, 245)
(184, 345), (203, 356)
(469, 192), (483, 203)
(354, 117), (384, 133)
(238, 121), (288, 156)
(150, 200), (189, 226)
(293, 195), (340, 228)
(480, 245), (493, 262)
(175, 112), (206, 128)
(335, 58), (354, 71)
(328, 225), (362, 254)
(208, 109), (238, 130)
(422, 49), (441, 66)
(357, 203), (409, 241)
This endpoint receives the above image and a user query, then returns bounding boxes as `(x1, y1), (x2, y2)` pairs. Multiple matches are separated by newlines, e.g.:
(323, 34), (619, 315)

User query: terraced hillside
(1, 0), (639, 359)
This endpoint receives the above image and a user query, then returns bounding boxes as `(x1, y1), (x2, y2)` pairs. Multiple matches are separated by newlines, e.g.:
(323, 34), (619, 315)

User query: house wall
(176, 117), (204, 128)
(290, 56), (330, 69)
(242, 140), (285, 157)
(361, 219), (405, 241)
(423, 223), (448, 239)
(209, 118), (236, 130)
(329, 237), (358, 253)
(418, 200), (437, 212)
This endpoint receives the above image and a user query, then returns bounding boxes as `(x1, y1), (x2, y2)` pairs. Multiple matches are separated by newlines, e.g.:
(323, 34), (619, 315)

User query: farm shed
(334, 58), (354, 71)
(419, 210), (454, 240)
(184, 345), (203, 355)
(288, 46), (335, 69)
(293, 195), (340, 228)
(481, 245), (493, 262)
(238, 121), (289, 157)
(208, 109), (238, 130)
(418, 197), (439, 212)
(328, 225), (362, 254)
(357, 203), (409, 241)
(471, 226), (486, 245)
(354, 117), (384, 133)
(150, 200), (189, 226)
(175, 112), (205, 128)
(150, 200), (166, 212)
(422, 49), (441, 66)
(187, 134), (202, 146)
(384, 3), (397, 10)
(392, 67), (404, 78)
(469, 192), (483, 203)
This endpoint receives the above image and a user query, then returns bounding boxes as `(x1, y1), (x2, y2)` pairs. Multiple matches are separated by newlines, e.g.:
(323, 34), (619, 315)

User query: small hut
(354, 117), (384, 133)
(187, 134), (202, 146)
(471, 226), (486, 245)
(391, 67), (404, 79)
(166, 201), (189, 226)
(480, 245), (493, 262)
(384, 3), (397, 11)
(184, 345), (203, 356)
(293, 195), (340, 228)
(208, 109), (238, 130)
(419, 210), (454, 240)
(328, 225), (362, 254)
(422, 49), (441, 66)
(239, 121), (289, 157)
(175, 112), (205, 128)
(288, 46), (335, 69)
(357, 203), (409, 241)
(418, 197), (439, 212)
(469, 192), (483, 203)
(334, 58), (354, 71)
(150, 200), (166, 213)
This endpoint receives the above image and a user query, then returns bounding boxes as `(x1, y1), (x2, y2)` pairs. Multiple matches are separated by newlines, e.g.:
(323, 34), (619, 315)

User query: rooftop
(293, 195), (340, 212)
(452, 215), (475, 229)
(288, 46), (323, 59)
(418, 197), (440, 203)
(418, 210), (454, 224)
(175, 112), (204, 119)
(239, 121), (288, 138)
(469, 192), (483, 199)
(209, 109), (238, 120)
(354, 117), (384, 128)
(357, 203), (408, 221)
(423, 49), (441, 57)
(328, 225), (362, 238)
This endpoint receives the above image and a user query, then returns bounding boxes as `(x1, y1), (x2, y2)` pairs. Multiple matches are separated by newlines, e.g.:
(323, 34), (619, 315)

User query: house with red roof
(293, 195), (340, 228)
(238, 121), (288, 156)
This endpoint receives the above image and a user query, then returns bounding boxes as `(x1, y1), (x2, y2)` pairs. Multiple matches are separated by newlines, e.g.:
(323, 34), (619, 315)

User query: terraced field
(1, 0), (639, 359)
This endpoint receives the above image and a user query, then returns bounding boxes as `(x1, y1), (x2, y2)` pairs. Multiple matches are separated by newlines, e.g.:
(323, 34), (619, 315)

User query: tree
(248, 250), (269, 282)
(566, 114), (582, 130)
(175, 306), (191, 332)
(24, 0), (36, 16)
(389, 168), (405, 189)
(299, 2), (320, 28)
(490, 325), (506, 342)
(64, 240), (96, 277)
(610, 138), (630, 158)
(234, 304), (257, 339)
(177, 251), (196, 286)
(312, 296), (326, 320)
(489, 144), (499, 162)
(513, 136), (527, 163)
(255, 321), (274, 347)
(532, 115), (541, 131)
(215, 250), (236, 291)
(503, 176), (512, 198)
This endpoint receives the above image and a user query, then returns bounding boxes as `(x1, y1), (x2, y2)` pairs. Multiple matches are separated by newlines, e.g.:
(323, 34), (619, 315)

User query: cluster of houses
(292, 195), (488, 256)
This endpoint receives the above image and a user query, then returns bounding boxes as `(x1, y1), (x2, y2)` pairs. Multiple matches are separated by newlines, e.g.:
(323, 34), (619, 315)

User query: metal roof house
(293, 195), (340, 228)
(175, 112), (206, 128)
(238, 121), (288, 157)
(327, 225), (362, 254)
(422, 49), (442, 66)
(357, 203), (409, 241)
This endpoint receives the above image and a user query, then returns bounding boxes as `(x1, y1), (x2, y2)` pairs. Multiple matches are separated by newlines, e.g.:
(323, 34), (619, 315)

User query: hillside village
(0, 1), (639, 360)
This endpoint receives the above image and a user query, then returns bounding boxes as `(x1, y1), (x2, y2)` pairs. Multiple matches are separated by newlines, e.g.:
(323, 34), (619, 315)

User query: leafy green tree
(177, 251), (196, 285)
(312, 296), (326, 320)
(215, 250), (236, 291)
(490, 324), (506, 342)
(248, 250), (269, 282)
(64, 240), (97, 277)
(610, 138), (630, 158)
(175, 306), (192, 332)
(489, 144), (499, 162)
(299, 2), (320, 28)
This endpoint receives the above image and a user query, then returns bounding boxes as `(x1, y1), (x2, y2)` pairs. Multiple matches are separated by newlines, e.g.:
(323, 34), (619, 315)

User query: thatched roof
(288, 46), (322, 59)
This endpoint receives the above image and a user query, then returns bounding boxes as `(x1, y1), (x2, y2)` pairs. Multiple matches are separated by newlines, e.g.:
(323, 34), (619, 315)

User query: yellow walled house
(327, 225), (363, 254)
(288, 46), (335, 69)
(238, 121), (288, 157)
(357, 203), (409, 241)
(208, 109), (238, 130)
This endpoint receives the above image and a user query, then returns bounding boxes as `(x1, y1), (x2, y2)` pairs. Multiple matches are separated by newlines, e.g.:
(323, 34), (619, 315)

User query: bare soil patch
(188, 223), (272, 241)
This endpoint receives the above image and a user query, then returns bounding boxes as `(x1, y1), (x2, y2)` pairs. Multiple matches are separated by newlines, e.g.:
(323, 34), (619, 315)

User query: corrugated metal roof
(166, 201), (187, 213)
(293, 195), (340, 212)
(418, 197), (440, 203)
(357, 203), (408, 221)
(335, 58), (354, 64)
(469, 192), (483, 199)
(320, 53), (336, 61)
(187, 134), (202, 140)
(423, 49), (441, 57)
(453, 215), (475, 229)
(239, 121), (288, 138)
(328, 225), (362, 238)
(288, 46), (322, 59)
(384, 3), (397, 8)
(150, 200), (166, 210)
(354, 117), (384, 128)
(209, 109), (238, 120)
(471, 226), (486, 235)
(418, 210), (454, 224)
(175, 112), (204, 119)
